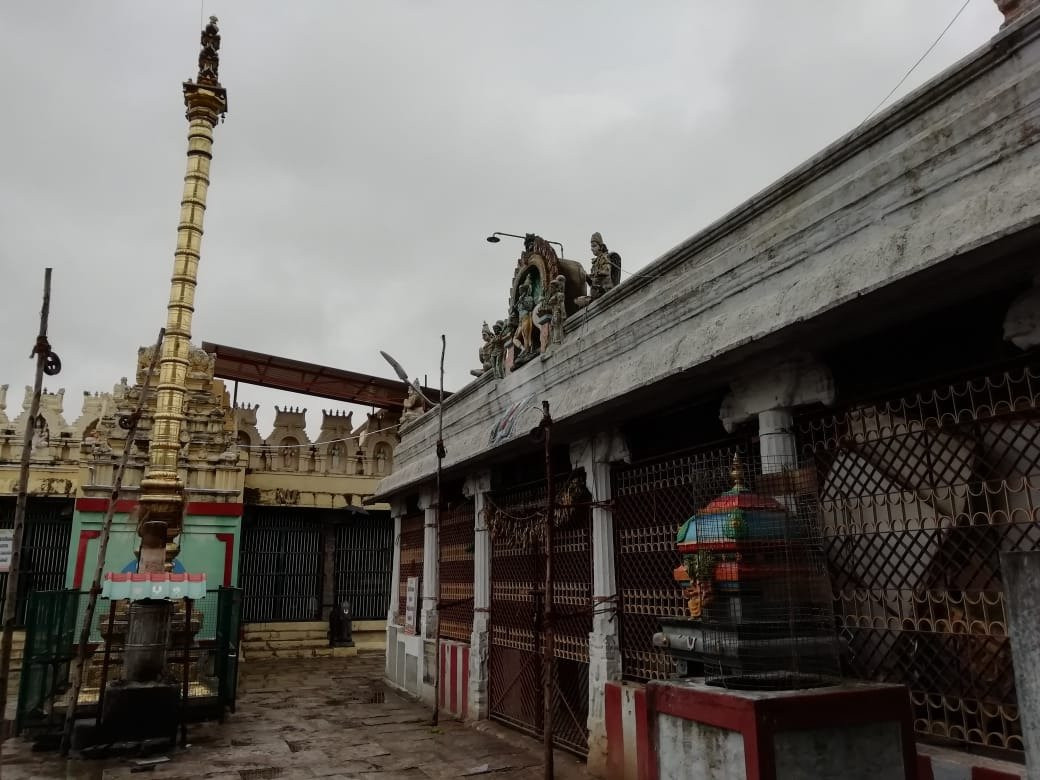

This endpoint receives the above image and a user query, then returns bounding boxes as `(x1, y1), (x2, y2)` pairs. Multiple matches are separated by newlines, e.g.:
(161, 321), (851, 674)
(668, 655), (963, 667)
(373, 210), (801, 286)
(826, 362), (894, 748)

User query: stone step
(242, 637), (330, 651)
(244, 646), (358, 661)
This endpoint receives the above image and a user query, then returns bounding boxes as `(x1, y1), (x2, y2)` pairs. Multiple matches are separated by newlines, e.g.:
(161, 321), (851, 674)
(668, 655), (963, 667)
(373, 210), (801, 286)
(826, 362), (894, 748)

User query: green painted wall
(65, 510), (241, 590)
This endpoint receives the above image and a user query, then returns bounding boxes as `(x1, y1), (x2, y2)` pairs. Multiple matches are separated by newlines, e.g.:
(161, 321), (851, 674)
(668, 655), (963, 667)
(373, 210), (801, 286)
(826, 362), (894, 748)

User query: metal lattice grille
(798, 363), (1040, 754)
(439, 500), (475, 643)
(0, 498), (73, 626)
(239, 508), (323, 623)
(398, 512), (424, 627)
(612, 446), (746, 683)
(488, 478), (591, 757)
(335, 515), (392, 621)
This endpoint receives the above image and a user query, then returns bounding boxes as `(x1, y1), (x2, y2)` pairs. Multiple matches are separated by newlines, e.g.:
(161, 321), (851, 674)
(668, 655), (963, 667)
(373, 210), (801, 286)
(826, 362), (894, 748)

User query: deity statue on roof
(576, 232), (622, 308)
(399, 382), (426, 428)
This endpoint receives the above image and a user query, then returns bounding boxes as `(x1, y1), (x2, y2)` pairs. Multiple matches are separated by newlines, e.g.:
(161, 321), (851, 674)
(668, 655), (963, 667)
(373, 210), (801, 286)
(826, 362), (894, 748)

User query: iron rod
(432, 334), (446, 726)
(541, 400), (554, 780)
(0, 268), (52, 744)
(60, 328), (164, 755)
(181, 597), (192, 747)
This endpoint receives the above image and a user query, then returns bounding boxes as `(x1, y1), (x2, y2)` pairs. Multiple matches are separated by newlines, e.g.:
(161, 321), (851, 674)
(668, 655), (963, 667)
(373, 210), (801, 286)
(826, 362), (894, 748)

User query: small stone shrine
(655, 454), (839, 688)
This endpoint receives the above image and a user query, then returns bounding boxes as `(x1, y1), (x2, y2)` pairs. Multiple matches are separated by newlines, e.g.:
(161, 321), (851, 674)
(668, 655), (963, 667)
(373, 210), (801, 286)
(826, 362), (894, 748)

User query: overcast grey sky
(0, 1), (1002, 438)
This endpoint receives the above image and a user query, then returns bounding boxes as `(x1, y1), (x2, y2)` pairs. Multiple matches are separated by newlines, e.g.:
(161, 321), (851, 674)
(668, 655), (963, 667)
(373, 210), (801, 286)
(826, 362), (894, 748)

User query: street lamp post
(485, 231), (564, 260)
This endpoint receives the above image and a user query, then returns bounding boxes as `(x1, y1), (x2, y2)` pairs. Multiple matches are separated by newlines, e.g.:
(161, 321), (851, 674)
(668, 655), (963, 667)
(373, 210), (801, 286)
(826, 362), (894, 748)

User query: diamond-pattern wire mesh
(798, 362), (1040, 754)
(487, 476), (591, 757)
(439, 499), (475, 643)
(397, 512), (425, 627)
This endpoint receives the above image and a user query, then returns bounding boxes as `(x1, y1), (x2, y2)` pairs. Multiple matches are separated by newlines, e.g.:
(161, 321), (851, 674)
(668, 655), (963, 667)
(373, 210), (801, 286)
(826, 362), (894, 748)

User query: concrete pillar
(418, 486), (438, 642)
(321, 522), (336, 621)
(387, 497), (405, 680)
(388, 497), (405, 622)
(721, 352), (835, 471)
(1001, 551), (1040, 778)
(465, 471), (492, 720)
(1004, 274), (1040, 350)
(571, 431), (629, 776)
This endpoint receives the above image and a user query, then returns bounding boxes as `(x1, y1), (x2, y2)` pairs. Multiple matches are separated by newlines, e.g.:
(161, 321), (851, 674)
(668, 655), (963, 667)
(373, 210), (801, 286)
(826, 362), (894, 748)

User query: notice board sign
(0, 530), (12, 573)
(405, 576), (418, 635)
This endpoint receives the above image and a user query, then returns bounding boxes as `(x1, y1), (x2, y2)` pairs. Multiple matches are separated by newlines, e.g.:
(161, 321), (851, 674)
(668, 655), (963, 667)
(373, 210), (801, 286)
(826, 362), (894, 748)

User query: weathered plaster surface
(378, 18), (1040, 499)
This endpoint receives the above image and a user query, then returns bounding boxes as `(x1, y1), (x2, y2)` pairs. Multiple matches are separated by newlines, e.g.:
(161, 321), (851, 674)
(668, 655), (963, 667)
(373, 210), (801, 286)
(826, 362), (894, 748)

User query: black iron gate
(335, 514), (393, 621)
(487, 479), (591, 757)
(0, 498), (73, 626)
(215, 586), (243, 715)
(797, 360), (1040, 756)
(239, 507), (323, 623)
(15, 588), (78, 734)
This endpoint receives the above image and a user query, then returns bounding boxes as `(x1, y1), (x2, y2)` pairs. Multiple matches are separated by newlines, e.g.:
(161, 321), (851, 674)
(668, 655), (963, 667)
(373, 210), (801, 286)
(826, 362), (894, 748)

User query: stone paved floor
(1, 654), (589, 779)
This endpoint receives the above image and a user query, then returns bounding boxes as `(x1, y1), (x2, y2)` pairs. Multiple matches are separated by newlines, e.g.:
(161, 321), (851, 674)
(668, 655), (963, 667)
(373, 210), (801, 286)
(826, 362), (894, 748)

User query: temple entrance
(487, 479), (591, 757)
(240, 507), (324, 623)
(240, 505), (393, 624)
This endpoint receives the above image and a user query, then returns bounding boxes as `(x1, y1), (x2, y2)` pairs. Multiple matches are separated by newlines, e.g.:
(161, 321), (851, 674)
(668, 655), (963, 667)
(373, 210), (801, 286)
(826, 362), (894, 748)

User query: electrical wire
(863, 0), (973, 123)
(572, 0), (975, 290)
(234, 421), (402, 450)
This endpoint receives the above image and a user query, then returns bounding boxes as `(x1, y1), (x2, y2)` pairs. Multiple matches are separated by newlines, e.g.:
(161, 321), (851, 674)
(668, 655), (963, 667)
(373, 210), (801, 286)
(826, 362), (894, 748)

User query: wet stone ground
(1, 654), (589, 779)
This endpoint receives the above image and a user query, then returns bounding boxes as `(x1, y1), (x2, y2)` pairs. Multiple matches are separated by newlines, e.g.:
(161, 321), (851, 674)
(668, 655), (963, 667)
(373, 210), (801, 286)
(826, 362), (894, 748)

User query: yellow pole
(138, 16), (227, 570)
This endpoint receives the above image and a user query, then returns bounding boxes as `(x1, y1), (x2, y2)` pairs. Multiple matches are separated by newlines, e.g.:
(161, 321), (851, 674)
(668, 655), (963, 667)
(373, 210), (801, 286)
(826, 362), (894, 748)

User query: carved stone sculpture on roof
(536, 274), (567, 347)
(399, 383), (426, 428)
(496, 234), (588, 373)
(472, 322), (497, 378)
(575, 232), (621, 308)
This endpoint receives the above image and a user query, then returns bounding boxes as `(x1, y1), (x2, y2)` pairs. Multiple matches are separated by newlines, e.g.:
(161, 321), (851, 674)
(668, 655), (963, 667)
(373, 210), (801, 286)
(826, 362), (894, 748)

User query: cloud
(0, 0), (1002, 438)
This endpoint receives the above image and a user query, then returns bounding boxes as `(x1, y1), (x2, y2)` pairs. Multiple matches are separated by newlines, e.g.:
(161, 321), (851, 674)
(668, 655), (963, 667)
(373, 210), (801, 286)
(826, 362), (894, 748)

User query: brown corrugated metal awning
(200, 342), (448, 411)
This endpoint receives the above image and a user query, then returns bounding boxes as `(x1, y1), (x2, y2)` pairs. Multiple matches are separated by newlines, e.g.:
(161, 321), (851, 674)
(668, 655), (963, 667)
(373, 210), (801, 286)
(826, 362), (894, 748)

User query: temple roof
(200, 342), (448, 411)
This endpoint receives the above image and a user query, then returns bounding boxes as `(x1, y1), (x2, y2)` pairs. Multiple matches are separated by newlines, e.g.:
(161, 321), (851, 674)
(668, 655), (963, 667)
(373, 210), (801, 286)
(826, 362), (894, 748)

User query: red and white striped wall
(438, 640), (470, 720)
(602, 680), (1027, 780)
(604, 681), (651, 780)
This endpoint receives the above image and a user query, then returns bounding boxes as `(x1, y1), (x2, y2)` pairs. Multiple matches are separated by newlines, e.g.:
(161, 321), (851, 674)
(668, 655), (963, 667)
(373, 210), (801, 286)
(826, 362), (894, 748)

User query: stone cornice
(375, 13), (1040, 500)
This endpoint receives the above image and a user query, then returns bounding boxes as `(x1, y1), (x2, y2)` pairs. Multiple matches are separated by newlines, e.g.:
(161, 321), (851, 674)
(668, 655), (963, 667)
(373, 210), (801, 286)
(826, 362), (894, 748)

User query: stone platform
(1, 653), (588, 779)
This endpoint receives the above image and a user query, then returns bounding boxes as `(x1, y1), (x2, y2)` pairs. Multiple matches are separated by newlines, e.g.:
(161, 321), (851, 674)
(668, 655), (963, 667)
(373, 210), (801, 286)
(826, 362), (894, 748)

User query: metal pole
(180, 597), (192, 747)
(540, 400), (554, 780)
(432, 335), (446, 727)
(96, 602), (117, 728)
(0, 268), (53, 742)
(60, 328), (164, 755)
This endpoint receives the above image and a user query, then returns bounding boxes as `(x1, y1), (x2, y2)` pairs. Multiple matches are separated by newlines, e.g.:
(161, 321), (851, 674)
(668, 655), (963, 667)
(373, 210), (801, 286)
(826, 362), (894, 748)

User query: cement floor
(1, 653), (590, 779)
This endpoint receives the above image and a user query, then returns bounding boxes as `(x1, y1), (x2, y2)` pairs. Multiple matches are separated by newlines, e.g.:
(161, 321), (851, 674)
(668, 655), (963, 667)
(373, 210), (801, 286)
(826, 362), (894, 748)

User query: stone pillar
(721, 352), (835, 471)
(388, 497), (405, 624)
(321, 522), (336, 621)
(386, 497), (405, 681)
(1004, 275), (1040, 349)
(464, 471), (492, 720)
(571, 431), (629, 776)
(418, 486), (438, 642)
(1001, 551), (1040, 777)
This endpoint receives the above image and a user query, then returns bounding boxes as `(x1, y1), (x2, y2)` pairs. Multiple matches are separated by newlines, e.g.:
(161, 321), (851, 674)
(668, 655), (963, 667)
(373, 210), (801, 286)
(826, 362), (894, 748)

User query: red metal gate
(487, 478), (592, 756)
(397, 512), (425, 627)
(797, 359), (1040, 756)
(439, 498), (475, 643)
(612, 444), (748, 683)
